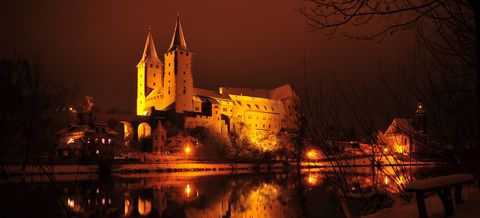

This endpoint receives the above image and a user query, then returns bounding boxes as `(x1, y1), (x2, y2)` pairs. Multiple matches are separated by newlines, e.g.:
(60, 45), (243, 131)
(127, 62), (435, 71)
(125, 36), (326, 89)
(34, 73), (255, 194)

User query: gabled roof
(384, 118), (414, 135)
(270, 84), (298, 100)
(138, 30), (162, 66)
(168, 15), (187, 51)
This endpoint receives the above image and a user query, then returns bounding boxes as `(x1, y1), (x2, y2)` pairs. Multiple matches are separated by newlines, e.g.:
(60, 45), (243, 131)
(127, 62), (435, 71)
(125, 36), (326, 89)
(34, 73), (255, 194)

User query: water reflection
(0, 166), (457, 218)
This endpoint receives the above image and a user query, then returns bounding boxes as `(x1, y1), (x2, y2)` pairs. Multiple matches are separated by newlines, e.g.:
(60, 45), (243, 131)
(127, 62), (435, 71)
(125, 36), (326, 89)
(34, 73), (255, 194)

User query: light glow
(307, 150), (318, 159)
(67, 138), (75, 144)
(185, 184), (191, 197)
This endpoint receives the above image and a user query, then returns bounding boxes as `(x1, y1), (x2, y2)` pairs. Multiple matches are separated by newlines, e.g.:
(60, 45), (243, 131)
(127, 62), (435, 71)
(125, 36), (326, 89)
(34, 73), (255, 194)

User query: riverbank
(1, 157), (444, 176)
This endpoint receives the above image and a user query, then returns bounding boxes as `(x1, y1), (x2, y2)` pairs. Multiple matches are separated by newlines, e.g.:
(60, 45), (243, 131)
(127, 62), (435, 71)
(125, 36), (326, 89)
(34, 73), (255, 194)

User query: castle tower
(163, 15), (194, 113)
(137, 30), (164, 115)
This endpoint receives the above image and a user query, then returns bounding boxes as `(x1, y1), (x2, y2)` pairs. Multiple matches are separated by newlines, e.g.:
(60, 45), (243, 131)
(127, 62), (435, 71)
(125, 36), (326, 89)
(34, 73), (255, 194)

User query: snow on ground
(363, 186), (480, 218)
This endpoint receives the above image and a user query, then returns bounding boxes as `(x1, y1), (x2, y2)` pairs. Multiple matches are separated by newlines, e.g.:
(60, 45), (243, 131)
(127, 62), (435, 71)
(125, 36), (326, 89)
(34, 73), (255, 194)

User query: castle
(136, 16), (299, 136)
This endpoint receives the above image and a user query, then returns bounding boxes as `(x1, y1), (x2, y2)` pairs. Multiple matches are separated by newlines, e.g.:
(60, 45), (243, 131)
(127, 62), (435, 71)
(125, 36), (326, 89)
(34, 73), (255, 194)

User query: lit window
(101, 138), (105, 144)
(108, 138), (112, 144)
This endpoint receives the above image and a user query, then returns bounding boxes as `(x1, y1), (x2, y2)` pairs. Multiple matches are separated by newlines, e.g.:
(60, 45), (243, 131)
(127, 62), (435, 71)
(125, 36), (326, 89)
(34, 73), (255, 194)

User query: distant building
(56, 113), (118, 160)
(378, 102), (427, 156)
(136, 16), (299, 136)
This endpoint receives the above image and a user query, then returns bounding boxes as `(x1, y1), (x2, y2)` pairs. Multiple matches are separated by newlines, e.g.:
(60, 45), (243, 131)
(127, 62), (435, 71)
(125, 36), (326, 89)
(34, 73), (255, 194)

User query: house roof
(384, 118), (414, 135)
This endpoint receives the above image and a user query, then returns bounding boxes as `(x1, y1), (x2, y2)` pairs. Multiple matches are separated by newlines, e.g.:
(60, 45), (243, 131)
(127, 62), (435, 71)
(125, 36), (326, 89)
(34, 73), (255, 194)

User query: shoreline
(1, 159), (445, 176)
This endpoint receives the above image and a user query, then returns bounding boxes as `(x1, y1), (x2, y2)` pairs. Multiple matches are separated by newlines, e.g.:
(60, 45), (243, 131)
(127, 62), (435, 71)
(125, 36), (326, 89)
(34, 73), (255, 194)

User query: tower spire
(168, 15), (187, 51)
(138, 29), (160, 65)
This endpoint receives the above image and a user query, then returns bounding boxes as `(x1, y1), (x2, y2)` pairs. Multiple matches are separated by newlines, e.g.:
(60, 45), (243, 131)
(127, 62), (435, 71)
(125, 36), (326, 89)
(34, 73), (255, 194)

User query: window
(154, 73), (155, 77)
(150, 64), (153, 67)
(156, 64), (159, 68)
(180, 52), (183, 54)
(153, 82), (155, 86)
(101, 138), (105, 144)
(247, 104), (251, 109)
(264, 106), (268, 110)
(183, 87), (186, 94)
(183, 71), (185, 75)
(214, 105), (219, 108)
(271, 107), (274, 111)
(195, 107), (200, 111)
(223, 108), (227, 112)
(255, 104), (260, 109)
(186, 53), (189, 56)
(108, 138), (112, 144)
(169, 63), (171, 66)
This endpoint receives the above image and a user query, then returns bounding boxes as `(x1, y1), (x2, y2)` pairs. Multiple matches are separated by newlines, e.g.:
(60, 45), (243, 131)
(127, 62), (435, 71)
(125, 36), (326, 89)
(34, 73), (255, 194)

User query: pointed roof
(168, 15), (187, 51)
(138, 29), (161, 66)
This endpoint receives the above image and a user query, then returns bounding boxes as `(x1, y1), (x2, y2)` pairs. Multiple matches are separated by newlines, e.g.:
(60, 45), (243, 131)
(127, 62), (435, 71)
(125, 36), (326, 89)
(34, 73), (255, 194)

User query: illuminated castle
(137, 16), (299, 135)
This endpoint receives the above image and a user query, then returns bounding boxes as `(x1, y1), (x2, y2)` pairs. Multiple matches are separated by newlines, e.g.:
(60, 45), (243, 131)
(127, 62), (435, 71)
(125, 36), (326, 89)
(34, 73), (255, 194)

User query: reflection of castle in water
(60, 174), (305, 217)
(59, 166), (442, 217)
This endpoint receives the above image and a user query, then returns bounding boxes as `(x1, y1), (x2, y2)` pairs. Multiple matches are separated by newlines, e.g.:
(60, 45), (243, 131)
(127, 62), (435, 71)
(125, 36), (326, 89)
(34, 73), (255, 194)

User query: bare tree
(299, 0), (479, 175)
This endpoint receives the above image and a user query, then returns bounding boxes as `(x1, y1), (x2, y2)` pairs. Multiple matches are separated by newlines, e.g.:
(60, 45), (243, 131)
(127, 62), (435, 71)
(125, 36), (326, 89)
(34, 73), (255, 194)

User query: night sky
(0, 0), (413, 114)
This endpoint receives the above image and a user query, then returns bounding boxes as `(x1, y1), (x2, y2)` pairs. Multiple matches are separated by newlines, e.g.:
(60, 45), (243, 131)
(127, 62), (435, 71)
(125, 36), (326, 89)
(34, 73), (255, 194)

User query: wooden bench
(405, 173), (475, 218)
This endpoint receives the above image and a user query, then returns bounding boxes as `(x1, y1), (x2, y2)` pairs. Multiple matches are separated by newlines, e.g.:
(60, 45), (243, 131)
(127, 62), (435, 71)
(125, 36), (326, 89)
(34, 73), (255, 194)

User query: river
(0, 165), (457, 218)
